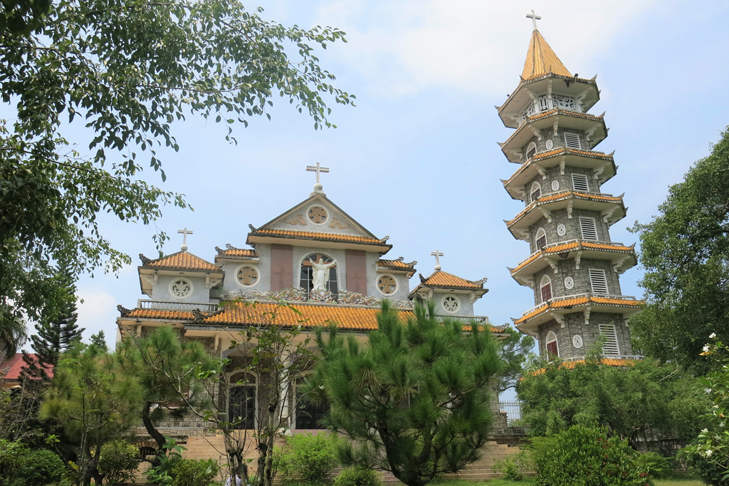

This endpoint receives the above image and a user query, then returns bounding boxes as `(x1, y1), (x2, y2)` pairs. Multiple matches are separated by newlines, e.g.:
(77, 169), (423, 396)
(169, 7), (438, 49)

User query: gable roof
(139, 251), (220, 273)
(0, 353), (53, 381)
(522, 29), (572, 80)
(417, 271), (488, 290)
(377, 258), (417, 277)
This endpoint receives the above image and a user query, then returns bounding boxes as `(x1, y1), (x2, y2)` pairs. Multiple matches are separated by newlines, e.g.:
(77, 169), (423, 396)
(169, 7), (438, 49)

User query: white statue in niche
(311, 257), (336, 292)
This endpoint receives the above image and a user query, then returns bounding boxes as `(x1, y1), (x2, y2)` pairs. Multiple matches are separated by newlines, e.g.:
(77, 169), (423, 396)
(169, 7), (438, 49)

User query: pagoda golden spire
(521, 29), (572, 81)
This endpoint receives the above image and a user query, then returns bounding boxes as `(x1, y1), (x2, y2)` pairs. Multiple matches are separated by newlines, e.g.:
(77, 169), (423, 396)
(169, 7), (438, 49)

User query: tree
(40, 342), (143, 486)
(517, 355), (708, 448)
(0, 311), (25, 364)
(630, 127), (729, 373)
(308, 301), (501, 486)
(495, 326), (535, 394)
(89, 331), (108, 352)
(0, 0), (354, 328)
(22, 266), (84, 381)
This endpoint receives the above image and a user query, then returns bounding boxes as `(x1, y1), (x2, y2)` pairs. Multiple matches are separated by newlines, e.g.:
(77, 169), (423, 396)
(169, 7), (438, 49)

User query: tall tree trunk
(142, 401), (166, 465)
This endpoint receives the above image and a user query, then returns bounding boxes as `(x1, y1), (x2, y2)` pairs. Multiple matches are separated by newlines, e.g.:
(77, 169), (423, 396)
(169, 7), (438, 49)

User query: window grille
(599, 324), (621, 356)
(589, 268), (609, 295)
(540, 277), (552, 303)
(564, 132), (581, 149)
(300, 253), (338, 296)
(535, 228), (547, 250)
(538, 95), (550, 112)
(572, 173), (590, 192)
(546, 331), (559, 357)
(295, 381), (328, 429)
(530, 182), (541, 203)
(552, 95), (576, 111)
(526, 142), (537, 159)
(580, 217), (598, 240)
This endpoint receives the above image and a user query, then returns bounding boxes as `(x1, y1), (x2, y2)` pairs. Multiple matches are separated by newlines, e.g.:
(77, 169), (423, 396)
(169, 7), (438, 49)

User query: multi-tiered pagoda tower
(498, 18), (642, 361)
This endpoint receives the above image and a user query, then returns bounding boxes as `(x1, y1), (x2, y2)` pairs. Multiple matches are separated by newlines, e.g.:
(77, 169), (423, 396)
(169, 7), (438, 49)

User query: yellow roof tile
(420, 271), (485, 289)
(514, 296), (642, 324)
(531, 358), (638, 375)
(249, 228), (385, 246)
(377, 259), (416, 270)
(143, 251), (218, 272)
(522, 30), (572, 80)
(218, 248), (258, 257)
(511, 242), (635, 274)
(127, 309), (194, 320)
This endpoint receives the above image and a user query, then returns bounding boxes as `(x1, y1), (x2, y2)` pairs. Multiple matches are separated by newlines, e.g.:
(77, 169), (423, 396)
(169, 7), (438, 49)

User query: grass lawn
(432, 478), (705, 486)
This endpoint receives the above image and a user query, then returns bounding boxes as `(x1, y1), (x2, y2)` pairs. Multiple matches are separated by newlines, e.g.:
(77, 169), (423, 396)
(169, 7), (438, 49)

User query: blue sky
(45, 0), (728, 349)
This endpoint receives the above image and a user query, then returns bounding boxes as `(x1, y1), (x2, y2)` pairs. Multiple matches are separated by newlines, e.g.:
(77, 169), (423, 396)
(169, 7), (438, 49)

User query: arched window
(294, 376), (328, 430)
(300, 253), (338, 295)
(228, 372), (256, 430)
(526, 142), (537, 160)
(546, 331), (559, 357)
(540, 275), (552, 303)
(535, 228), (547, 251)
(530, 181), (541, 203)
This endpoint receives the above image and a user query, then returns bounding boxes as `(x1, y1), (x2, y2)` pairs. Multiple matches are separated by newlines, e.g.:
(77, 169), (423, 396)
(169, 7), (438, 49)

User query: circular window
(377, 275), (397, 295)
(169, 278), (193, 299)
(545, 139), (554, 150)
(307, 206), (328, 225)
(557, 224), (566, 236)
(572, 335), (584, 348)
(237, 266), (259, 287)
(564, 276), (574, 289)
(551, 180), (560, 191)
(441, 295), (460, 313)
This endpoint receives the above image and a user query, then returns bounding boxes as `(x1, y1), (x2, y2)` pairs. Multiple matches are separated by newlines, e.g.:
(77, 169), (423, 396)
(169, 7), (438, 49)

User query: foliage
(0, 0), (353, 330)
(0, 311), (26, 364)
(333, 467), (383, 486)
(98, 440), (141, 485)
(89, 331), (108, 352)
(493, 451), (531, 482)
(309, 301), (501, 486)
(637, 452), (672, 480)
(496, 327), (535, 394)
(0, 438), (29, 485)
(630, 127), (729, 373)
(0, 440), (64, 486)
(169, 458), (219, 486)
(682, 335), (729, 485)
(40, 343), (144, 486)
(145, 436), (187, 486)
(517, 355), (708, 447)
(534, 425), (653, 486)
(279, 433), (339, 485)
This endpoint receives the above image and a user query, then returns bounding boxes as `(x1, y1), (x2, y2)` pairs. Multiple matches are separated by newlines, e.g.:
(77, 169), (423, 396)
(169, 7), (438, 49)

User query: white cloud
(317, 0), (659, 96)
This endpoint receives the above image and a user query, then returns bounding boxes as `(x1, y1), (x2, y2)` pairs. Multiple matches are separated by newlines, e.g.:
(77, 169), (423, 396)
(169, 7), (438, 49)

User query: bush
(0, 440), (64, 486)
(169, 458), (218, 486)
(683, 449), (729, 486)
(98, 440), (141, 484)
(279, 433), (339, 485)
(534, 425), (653, 486)
(636, 452), (672, 480)
(334, 467), (382, 486)
(0, 439), (28, 486)
(493, 450), (531, 481)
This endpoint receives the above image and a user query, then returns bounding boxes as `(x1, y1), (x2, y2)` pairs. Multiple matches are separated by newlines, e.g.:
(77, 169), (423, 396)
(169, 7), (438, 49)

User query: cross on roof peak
(526, 10), (541, 31)
(178, 227), (193, 251)
(306, 163), (330, 194)
(430, 250), (444, 271)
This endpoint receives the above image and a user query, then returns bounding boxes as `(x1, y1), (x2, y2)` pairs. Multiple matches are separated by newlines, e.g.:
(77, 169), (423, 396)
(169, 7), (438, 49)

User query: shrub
(98, 440), (141, 484)
(0, 439), (28, 486)
(636, 452), (672, 479)
(169, 458), (218, 486)
(535, 425), (653, 486)
(279, 433), (339, 485)
(683, 449), (728, 486)
(493, 450), (531, 481)
(334, 467), (382, 486)
(19, 449), (65, 486)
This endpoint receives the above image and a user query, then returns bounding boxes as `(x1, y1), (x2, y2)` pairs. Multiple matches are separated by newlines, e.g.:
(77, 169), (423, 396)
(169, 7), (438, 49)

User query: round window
(572, 335), (584, 348)
(377, 275), (397, 295)
(545, 139), (554, 150)
(169, 278), (193, 299)
(551, 180), (560, 191)
(237, 266), (259, 287)
(441, 295), (460, 313)
(557, 224), (566, 236)
(564, 276), (574, 290)
(307, 206), (328, 225)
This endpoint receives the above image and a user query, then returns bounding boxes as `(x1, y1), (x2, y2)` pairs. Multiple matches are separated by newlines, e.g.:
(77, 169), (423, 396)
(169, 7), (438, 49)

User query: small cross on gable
(306, 163), (330, 193)
(526, 10), (541, 31)
(178, 227), (193, 251)
(430, 250), (444, 271)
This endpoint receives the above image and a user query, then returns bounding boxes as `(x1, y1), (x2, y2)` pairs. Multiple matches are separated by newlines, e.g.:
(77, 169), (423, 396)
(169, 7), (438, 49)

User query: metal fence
(498, 401), (523, 426)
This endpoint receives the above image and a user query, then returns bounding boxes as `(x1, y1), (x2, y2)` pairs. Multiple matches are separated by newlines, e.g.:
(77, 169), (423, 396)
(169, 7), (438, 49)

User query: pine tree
(22, 268), (84, 381)
(90, 331), (108, 352)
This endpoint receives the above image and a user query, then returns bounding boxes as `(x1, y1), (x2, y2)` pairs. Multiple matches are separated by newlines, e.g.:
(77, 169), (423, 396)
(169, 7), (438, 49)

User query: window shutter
(530, 186), (541, 202)
(589, 268), (609, 295)
(599, 324), (620, 356)
(536, 235), (547, 250)
(546, 340), (558, 356)
(526, 144), (537, 159)
(571, 174), (590, 192)
(580, 217), (598, 240)
(541, 282), (552, 302)
(564, 132), (581, 149)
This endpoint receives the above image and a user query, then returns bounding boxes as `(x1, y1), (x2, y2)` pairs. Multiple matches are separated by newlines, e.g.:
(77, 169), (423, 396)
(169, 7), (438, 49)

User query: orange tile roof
(377, 259), (416, 271)
(514, 296), (642, 324)
(511, 242), (635, 274)
(127, 309), (195, 320)
(531, 358), (638, 375)
(419, 271), (485, 290)
(216, 247), (258, 258)
(143, 251), (219, 272)
(526, 108), (603, 123)
(522, 30), (572, 80)
(504, 149), (612, 187)
(249, 228), (386, 246)
(507, 192), (623, 227)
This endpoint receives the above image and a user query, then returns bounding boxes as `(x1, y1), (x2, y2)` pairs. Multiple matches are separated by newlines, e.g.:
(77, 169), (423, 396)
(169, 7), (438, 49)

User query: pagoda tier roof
(117, 301), (503, 334)
(377, 258), (417, 277)
(246, 227), (392, 253)
(502, 149), (616, 200)
(530, 358), (639, 375)
(522, 29), (571, 81)
(508, 240), (637, 282)
(500, 109), (607, 163)
(513, 294), (642, 333)
(506, 191), (626, 238)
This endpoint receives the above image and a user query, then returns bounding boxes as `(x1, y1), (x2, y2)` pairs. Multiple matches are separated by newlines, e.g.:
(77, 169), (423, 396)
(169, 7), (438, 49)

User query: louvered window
(572, 174), (590, 192)
(536, 228), (547, 250)
(564, 132), (581, 149)
(599, 324), (620, 356)
(580, 217), (598, 241)
(589, 268), (609, 295)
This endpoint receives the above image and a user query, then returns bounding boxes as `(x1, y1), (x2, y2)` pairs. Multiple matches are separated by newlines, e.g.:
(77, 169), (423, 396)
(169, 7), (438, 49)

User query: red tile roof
(0, 353), (53, 380)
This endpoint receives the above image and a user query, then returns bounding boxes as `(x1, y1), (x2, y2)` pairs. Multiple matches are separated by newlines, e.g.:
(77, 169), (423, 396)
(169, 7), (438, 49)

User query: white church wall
(267, 204), (368, 238)
(152, 274), (211, 303)
(220, 244), (271, 293)
(291, 246), (348, 290)
(365, 252), (411, 302)
(431, 290), (475, 318)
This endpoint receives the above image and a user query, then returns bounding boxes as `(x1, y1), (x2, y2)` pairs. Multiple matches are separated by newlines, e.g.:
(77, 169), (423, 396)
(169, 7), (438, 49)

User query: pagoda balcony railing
(435, 314), (490, 324)
(519, 293), (638, 318)
(513, 239), (629, 269)
(137, 300), (219, 312)
(538, 188), (616, 199)
(560, 355), (644, 362)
